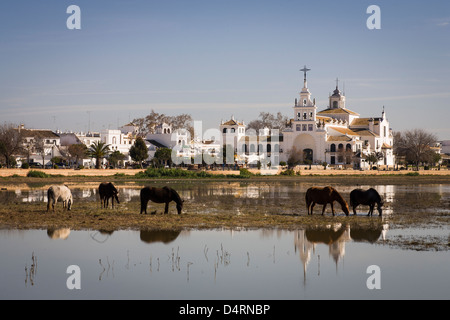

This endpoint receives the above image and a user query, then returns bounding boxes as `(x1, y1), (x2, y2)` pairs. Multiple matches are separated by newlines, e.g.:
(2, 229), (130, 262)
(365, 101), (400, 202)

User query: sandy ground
(1, 167), (450, 177)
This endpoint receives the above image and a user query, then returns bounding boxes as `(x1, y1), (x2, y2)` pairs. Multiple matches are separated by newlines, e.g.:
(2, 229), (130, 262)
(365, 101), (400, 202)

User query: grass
(0, 200), (390, 232)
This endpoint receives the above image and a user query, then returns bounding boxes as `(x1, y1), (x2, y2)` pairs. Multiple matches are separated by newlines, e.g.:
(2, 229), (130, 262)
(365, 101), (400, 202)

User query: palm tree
(88, 141), (110, 169)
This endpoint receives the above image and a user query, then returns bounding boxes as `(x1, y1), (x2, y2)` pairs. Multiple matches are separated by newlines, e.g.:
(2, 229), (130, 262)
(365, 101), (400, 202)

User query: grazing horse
(99, 182), (120, 209)
(140, 186), (184, 215)
(350, 188), (383, 216)
(47, 185), (73, 212)
(305, 186), (350, 216)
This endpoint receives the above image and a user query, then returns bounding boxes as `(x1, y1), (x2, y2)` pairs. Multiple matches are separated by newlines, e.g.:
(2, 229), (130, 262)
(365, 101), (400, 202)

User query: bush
(27, 170), (50, 178)
(239, 168), (254, 178)
(280, 169), (296, 176)
(21, 163), (29, 169)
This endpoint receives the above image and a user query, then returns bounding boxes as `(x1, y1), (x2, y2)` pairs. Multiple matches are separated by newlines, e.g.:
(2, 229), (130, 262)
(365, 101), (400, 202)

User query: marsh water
(0, 181), (449, 299)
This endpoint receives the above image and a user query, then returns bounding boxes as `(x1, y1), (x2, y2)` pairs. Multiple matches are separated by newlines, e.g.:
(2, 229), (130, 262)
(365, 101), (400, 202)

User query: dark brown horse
(140, 186), (184, 215)
(350, 188), (383, 216)
(99, 182), (120, 209)
(305, 186), (350, 216)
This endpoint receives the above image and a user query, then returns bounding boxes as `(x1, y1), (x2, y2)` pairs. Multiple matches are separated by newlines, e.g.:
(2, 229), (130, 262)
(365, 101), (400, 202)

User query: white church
(280, 66), (395, 169)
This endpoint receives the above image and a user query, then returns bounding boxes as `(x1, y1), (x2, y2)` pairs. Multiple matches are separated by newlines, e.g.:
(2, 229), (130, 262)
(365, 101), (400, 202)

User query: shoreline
(1, 167), (450, 178)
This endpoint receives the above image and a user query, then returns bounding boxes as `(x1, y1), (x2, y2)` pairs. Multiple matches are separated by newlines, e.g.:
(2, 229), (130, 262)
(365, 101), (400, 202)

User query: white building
(280, 68), (395, 169)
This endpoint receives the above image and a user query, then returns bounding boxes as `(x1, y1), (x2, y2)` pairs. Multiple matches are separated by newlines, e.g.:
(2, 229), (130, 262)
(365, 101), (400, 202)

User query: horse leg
(140, 199), (149, 214)
(164, 202), (169, 214)
(312, 202), (317, 215)
(368, 204), (374, 216)
(352, 204), (358, 215)
(321, 204), (327, 215)
(331, 202), (335, 216)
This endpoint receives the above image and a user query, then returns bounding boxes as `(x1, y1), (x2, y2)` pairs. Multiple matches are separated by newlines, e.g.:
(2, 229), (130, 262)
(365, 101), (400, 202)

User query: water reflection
(140, 230), (181, 244)
(1, 225), (448, 300)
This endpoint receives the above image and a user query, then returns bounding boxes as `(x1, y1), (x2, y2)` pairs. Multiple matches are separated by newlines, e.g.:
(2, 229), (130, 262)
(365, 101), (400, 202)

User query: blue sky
(1, 0), (449, 139)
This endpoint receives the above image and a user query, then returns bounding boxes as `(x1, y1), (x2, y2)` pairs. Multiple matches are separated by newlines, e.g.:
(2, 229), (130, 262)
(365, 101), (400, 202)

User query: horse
(140, 186), (184, 215)
(350, 188), (383, 216)
(99, 182), (120, 209)
(47, 185), (73, 212)
(305, 186), (350, 216)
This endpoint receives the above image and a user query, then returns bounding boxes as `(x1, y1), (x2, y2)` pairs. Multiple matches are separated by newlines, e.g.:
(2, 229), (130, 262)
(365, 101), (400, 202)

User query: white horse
(47, 185), (73, 212)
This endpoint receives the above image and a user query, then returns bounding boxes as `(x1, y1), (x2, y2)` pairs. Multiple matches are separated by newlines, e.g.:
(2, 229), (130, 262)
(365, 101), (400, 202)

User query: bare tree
(0, 123), (24, 168)
(247, 112), (289, 132)
(394, 129), (437, 170)
(34, 138), (47, 168)
(132, 110), (193, 136)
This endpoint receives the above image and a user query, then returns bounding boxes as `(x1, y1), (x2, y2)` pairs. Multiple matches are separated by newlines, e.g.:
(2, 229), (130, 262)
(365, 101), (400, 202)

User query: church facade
(280, 68), (395, 169)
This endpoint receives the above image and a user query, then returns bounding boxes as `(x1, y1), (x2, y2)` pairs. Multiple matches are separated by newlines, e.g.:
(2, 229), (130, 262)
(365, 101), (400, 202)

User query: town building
(280, 67), (395, 169)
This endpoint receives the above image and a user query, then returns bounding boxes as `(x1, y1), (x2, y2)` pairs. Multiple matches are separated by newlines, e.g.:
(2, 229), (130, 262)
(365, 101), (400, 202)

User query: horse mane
(332, 188), (347, 207)
(169, 187), (183, 205)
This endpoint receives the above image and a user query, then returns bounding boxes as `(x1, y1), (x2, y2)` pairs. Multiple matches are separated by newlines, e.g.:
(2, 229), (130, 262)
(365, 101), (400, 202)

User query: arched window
(112, 137), (117, 145)
(346, 144), (352, 151)
(223, 128), (227, 133)
(338, 143), (344, 151)
(267, 144), (272, 153)
(333, 101), (338, 108)
(330, 144), (336, 152)
(250, 144), (255, 153)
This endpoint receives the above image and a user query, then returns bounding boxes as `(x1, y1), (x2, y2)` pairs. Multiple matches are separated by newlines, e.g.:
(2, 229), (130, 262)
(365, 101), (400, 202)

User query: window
(230, 128), (235, 133)
(302, 124), (307, 131)
(333, 101), (338, 108)
(296, 124), (301, 131)
(310, 112), (313, 119)
(303, 99), (306, 106)
(330, 144), (336, 152)
(346, 144), (352, 151)
(338, 143), (344, 151)
(223, 128), (227, 133)
(308, 124), (313, 131)
(303, 113), (307, 120)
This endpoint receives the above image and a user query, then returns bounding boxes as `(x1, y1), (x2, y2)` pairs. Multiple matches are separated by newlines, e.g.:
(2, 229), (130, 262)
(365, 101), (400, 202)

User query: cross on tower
(300, 65), (311, 82)
(335, 77), (339, 89)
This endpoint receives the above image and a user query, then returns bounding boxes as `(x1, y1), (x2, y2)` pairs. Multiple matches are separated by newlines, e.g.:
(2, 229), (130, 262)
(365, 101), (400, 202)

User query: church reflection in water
(294, 223), (389, 278)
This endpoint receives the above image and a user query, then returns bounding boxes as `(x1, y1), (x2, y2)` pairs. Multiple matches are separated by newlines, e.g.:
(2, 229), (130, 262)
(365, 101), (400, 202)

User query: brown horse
(140, 186), (184, 215)
(305, 186), (350, 216)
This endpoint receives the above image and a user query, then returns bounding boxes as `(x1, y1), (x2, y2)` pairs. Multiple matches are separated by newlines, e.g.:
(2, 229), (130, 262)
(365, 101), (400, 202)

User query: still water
(0, 227), (448, 300)
(0, 181), (449, 300)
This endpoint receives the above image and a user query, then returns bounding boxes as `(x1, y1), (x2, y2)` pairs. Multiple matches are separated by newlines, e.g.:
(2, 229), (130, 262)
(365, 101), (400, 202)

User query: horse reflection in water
(350, 188), (383, 216)
(140, 230), (181, 244)
(305, 186), (350, 216)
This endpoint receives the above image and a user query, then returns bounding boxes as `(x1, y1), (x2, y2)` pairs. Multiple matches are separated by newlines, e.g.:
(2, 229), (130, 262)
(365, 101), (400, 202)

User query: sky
(1, 0), (449, 139)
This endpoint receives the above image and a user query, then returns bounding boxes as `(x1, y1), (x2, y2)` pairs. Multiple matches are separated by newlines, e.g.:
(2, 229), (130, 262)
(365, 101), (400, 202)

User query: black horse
(99, 182), (120, 209)
(140, 186), (184, 215)
(350, 188), (383, 216)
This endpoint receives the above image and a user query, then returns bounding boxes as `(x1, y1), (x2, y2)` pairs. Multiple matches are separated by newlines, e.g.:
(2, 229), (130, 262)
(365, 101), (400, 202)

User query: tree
(68, 143), (88, 167)
(87, 141), (110, 169)
(108, 150), (126, 168)
(132, 110), (193, 136)
(153, 147), (173, 168)
(129, 137), (148, 168)
(394, 129), (437, 170)
(246, 112), (289, 132)
(0, 123), (24, 168)
(34, 138), (47, 168)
